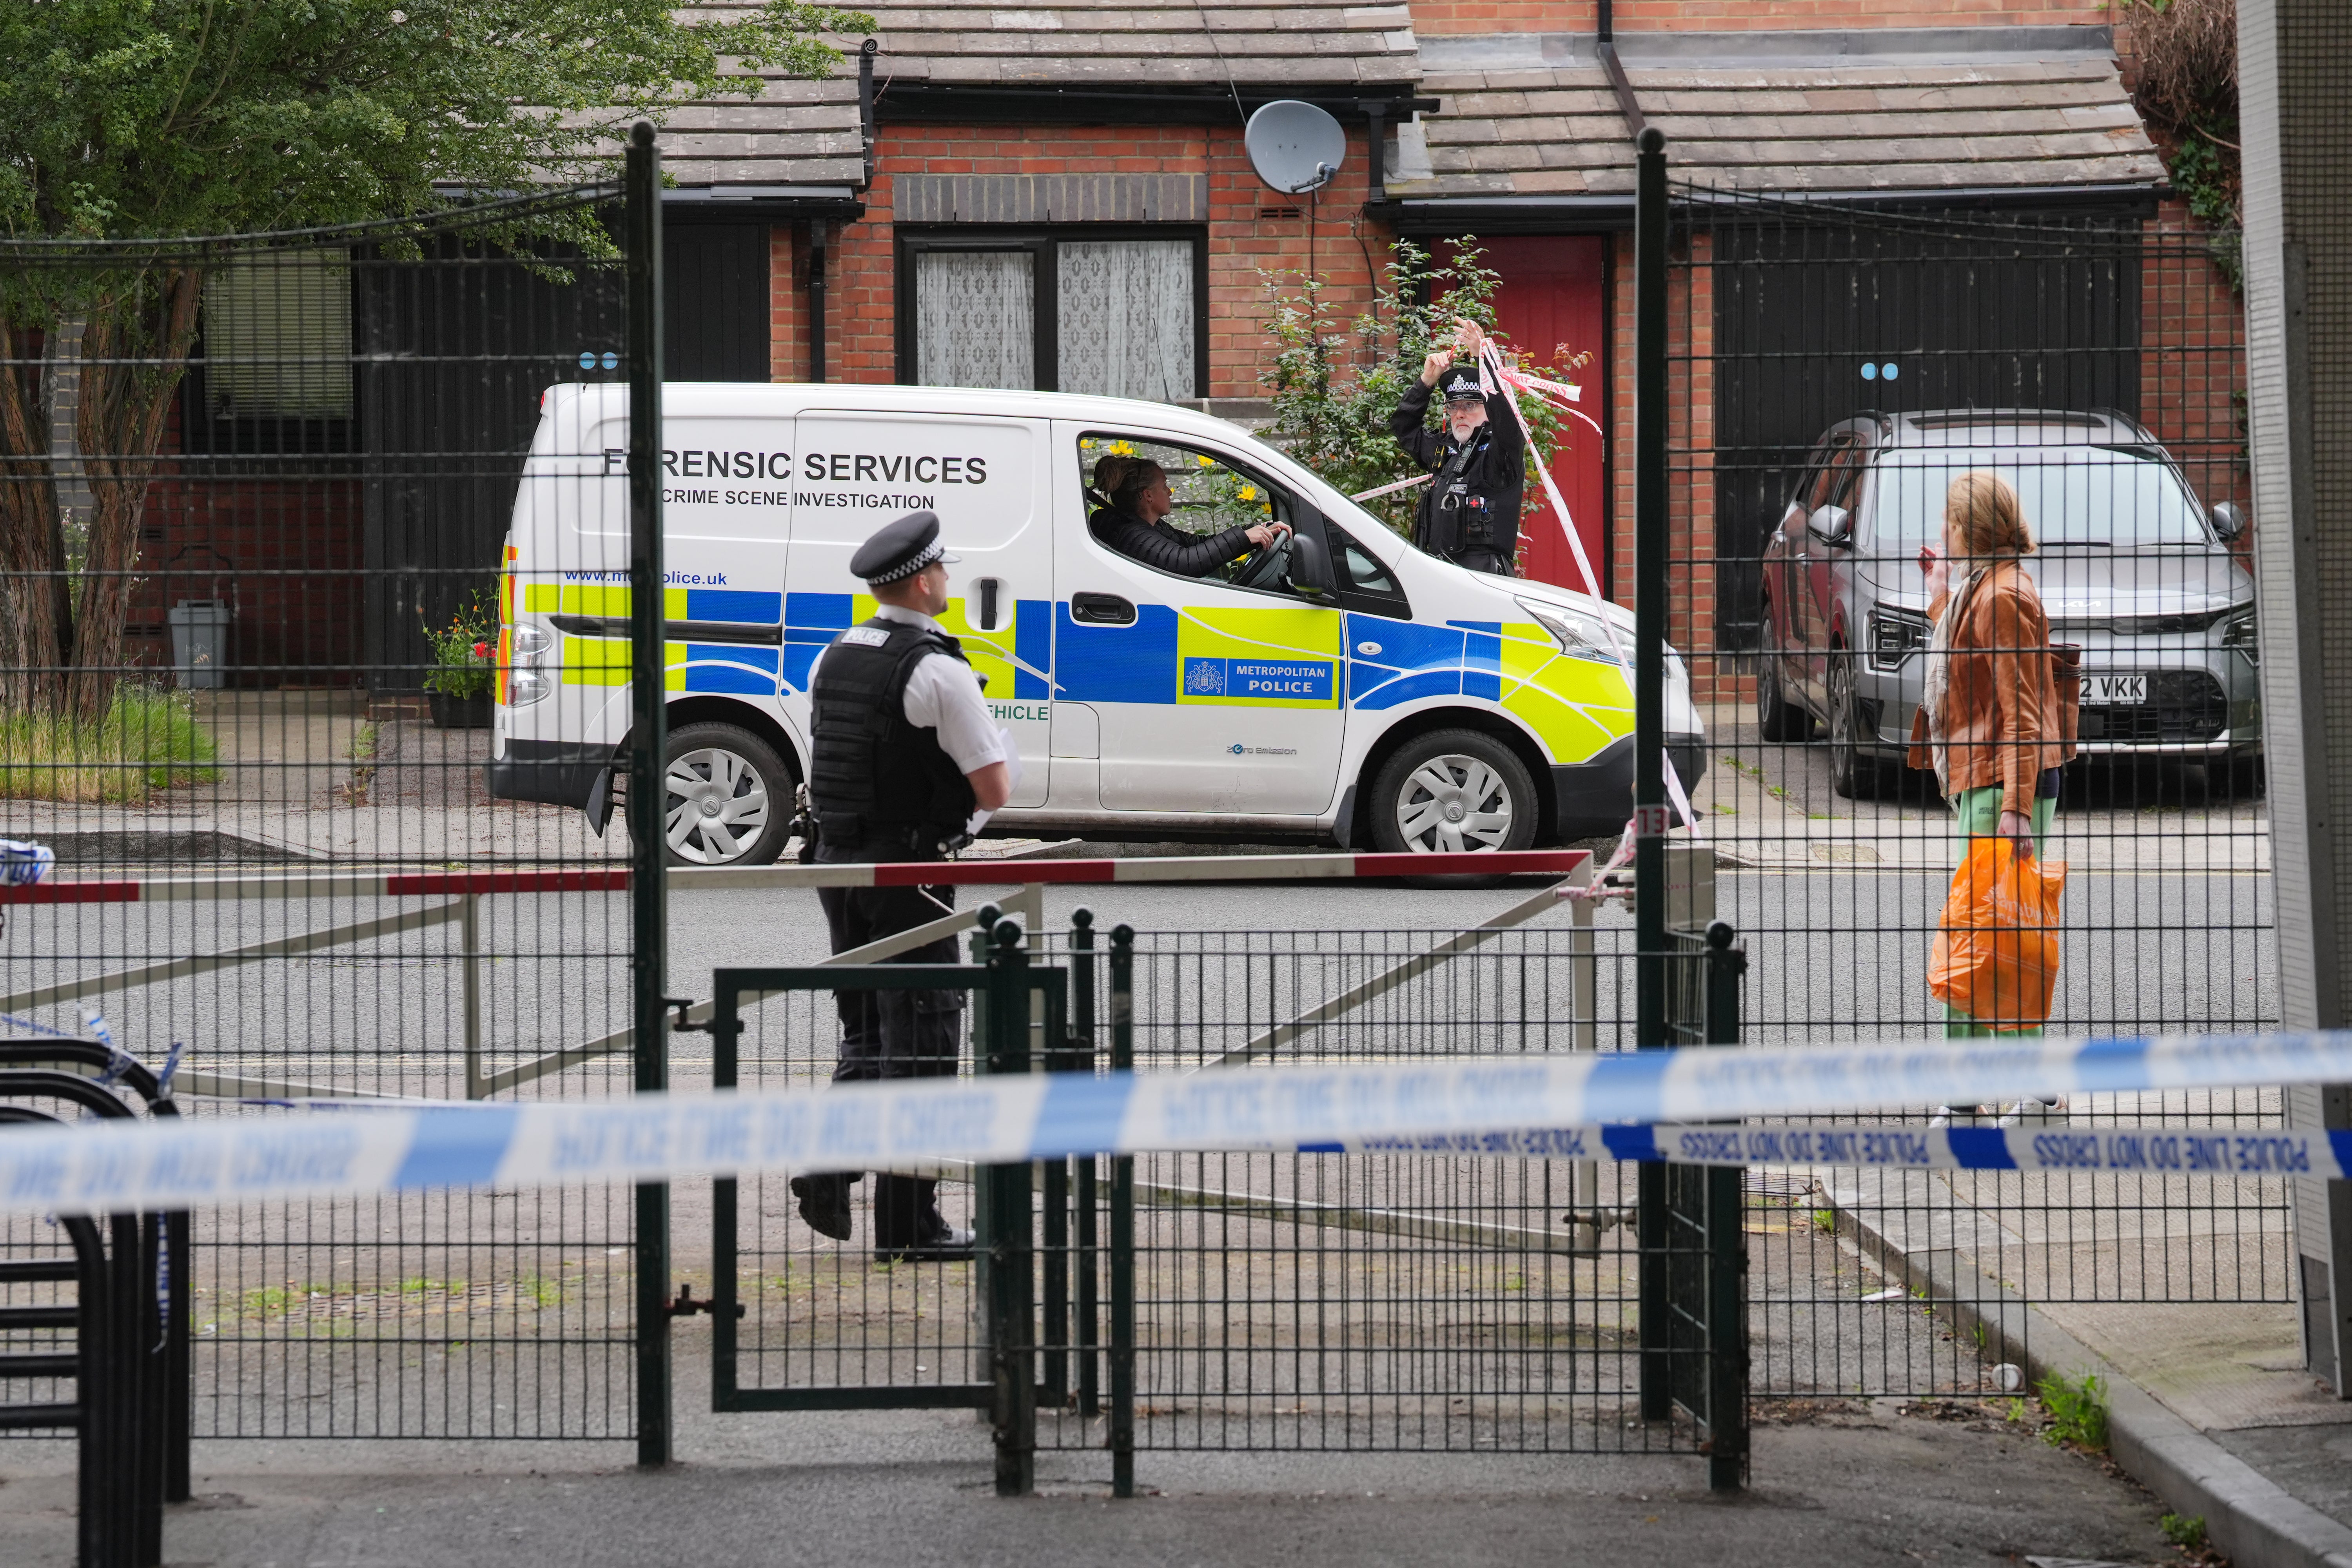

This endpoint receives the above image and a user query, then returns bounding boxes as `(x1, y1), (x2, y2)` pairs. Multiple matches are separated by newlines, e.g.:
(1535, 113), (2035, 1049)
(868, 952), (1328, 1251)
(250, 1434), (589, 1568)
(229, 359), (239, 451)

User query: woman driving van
(1093, 459), (1280, 578)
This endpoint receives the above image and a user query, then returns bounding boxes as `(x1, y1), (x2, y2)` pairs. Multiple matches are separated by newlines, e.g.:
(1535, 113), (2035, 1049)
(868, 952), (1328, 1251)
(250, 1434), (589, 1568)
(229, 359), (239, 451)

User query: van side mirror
(1288, 527), (1338, 601)
(1806, 504), (1852, 546)
(2210, 501), (2247, 542)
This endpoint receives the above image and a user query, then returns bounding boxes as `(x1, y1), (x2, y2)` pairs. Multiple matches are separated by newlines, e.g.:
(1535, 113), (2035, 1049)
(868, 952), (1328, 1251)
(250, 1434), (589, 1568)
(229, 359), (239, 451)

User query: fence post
(982, 919), (1036, 1496)
(623, 119), (673, 1471)
(1702, 920), (1749, 1493)
(1071, 909), (1101, 1418)
(1108, 923), (1137, 1499)
(1633, 122), (1673, 1423)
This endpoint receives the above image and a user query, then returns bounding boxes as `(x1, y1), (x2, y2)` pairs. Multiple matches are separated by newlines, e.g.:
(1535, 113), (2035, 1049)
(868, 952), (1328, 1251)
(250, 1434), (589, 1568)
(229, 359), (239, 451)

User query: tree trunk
(65, 269), (204, 725)
(0, 318), (67, 717)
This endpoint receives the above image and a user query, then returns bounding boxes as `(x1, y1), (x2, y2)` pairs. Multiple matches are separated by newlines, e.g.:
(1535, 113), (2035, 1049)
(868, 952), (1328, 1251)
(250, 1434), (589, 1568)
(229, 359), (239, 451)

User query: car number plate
(2080, 673), (2148, 706)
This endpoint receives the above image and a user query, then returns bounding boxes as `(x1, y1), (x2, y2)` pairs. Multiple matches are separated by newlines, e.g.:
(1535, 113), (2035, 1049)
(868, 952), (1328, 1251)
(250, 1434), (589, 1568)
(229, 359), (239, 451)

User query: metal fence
(0, 146), (670, 1446)
(698, 883), (1752, 1490)
(1644, 149), (2274, 1403)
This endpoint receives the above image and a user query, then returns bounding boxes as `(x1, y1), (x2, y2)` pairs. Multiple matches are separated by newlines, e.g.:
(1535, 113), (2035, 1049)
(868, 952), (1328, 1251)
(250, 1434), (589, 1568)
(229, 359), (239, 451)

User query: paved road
(0, 1389), (2200, 1568)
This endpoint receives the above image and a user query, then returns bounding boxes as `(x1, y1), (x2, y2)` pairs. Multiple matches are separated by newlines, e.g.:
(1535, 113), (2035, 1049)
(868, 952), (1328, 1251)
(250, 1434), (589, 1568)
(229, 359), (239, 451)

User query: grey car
(1755, 409), (2260, 798)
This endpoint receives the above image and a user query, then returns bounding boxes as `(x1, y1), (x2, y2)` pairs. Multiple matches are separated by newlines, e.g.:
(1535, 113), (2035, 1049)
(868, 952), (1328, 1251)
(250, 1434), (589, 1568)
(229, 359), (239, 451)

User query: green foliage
(2160, 1513), (2207, 1550)
(2167, 131), (2243, 291)
(0, 0), (874, 243)
(421, 589), (499, 699)
(2036, 1370), (2111, 1450)
(0, 682), (219, 801)
(1257, 238), (1588, 544)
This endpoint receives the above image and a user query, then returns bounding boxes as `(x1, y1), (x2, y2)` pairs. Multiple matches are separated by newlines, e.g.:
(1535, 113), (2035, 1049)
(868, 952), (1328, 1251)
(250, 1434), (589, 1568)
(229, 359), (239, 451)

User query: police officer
(788, 510), (1012, 1262)
(1387, 321), (1526, 576)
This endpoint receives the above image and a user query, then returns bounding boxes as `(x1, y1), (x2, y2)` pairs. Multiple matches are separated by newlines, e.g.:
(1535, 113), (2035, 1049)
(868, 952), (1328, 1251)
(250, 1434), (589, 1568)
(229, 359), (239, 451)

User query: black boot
(873, 1174), (973, 1263)
(789, 1171), (858, 1241)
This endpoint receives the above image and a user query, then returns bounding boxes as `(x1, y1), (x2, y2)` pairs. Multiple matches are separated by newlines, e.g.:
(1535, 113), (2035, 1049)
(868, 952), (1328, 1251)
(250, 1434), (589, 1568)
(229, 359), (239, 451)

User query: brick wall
(2139, 196), (2251, 533)
(1410, 0), (2111, 35)
(793, 123), (1386, 397)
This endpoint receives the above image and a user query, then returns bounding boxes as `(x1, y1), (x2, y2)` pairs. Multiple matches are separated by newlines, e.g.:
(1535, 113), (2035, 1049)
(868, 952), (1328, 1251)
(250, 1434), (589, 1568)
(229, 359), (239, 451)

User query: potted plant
(421, 591), (498, 728)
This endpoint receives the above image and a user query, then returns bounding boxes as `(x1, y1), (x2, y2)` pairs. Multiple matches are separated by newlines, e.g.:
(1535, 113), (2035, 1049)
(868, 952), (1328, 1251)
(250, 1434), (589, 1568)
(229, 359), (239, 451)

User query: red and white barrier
(0, 849), (1592, 906)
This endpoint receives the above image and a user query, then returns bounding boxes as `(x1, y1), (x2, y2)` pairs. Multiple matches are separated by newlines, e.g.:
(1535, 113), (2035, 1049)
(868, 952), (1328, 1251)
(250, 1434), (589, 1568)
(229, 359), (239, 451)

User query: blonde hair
(1944, 470), (2035, 559)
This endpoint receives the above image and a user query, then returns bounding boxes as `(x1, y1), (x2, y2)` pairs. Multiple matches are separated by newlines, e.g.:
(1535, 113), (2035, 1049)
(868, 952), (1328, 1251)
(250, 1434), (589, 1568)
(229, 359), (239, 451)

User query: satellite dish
(1246, 101), (1347, 196)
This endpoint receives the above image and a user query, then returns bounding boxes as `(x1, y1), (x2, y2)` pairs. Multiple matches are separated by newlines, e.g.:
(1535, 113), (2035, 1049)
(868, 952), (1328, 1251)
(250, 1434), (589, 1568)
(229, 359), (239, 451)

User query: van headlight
(2221, 610), (2258, 666)
(1518, 597), (1622, 664)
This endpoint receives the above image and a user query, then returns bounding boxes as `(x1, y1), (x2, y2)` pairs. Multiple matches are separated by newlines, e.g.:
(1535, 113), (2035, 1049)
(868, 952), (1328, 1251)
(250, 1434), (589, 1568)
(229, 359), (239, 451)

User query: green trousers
(1943, 784), (2058, 1040)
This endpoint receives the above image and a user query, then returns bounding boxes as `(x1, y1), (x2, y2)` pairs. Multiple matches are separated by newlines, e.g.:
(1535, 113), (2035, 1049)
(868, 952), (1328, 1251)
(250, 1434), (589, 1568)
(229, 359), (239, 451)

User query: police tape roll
(4, 1028), (2351, 1215)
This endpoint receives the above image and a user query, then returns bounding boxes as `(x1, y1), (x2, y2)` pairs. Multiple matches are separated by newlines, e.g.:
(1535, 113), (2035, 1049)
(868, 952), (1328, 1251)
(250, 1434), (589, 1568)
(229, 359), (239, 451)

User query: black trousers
(815, 839), (963, 1246)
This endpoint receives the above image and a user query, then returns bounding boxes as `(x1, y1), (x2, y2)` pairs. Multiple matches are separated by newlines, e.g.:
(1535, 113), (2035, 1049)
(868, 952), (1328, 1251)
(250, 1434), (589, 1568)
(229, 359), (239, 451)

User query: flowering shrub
(421, 590), (498, 700)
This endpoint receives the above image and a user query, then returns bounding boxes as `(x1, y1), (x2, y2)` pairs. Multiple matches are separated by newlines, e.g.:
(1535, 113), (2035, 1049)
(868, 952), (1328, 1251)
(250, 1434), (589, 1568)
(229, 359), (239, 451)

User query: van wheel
(663, 722), (793, 867)
(1369, 730), (1539, 855)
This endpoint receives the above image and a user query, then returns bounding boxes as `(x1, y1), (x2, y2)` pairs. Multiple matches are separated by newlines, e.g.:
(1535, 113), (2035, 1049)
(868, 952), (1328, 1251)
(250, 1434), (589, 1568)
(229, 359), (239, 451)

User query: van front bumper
(1552, 733), (1708, 840)
(486, 739), (615, 810)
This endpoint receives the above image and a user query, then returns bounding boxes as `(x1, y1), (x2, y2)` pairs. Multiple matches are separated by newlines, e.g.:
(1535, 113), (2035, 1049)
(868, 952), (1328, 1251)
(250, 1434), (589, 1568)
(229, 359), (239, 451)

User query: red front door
(1478, 236), (1609, 599)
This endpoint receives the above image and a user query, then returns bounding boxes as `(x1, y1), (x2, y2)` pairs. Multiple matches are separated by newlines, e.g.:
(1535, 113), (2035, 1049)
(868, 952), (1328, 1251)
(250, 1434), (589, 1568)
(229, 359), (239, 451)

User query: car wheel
(662, 722), (793, 867)
(1369, 730), (1540, 855)
(1827, 651), (1882, 801)
(1755, 608), (1808, 743)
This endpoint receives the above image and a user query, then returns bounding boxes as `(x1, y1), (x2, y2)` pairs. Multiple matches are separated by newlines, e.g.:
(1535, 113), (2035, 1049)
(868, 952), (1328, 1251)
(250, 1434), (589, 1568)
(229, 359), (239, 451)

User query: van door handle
(1071, 593), (1136, 626)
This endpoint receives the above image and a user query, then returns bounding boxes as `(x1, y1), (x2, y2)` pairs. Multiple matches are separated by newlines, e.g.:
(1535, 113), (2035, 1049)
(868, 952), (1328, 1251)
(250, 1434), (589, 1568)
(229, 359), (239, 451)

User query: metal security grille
(1652, 168), (2274, 1402)
(0, 176), (664, 1441)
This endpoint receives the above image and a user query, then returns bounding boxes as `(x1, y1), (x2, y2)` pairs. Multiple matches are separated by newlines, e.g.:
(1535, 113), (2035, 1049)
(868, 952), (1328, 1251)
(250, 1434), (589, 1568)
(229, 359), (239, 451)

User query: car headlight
(1869, 607), (1931, 671)
(2221, 610), (2258, 666)
(1518, 597), (1622, 664)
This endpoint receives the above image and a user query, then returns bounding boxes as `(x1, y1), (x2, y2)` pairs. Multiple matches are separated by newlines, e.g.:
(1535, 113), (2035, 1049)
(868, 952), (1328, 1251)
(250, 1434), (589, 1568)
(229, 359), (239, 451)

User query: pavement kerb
(1826, 1178), (2352, 1568)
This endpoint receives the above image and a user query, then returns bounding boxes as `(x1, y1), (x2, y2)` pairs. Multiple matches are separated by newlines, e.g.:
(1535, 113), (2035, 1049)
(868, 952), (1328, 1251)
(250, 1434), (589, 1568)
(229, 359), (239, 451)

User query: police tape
(3, 1027), (2350, 1215)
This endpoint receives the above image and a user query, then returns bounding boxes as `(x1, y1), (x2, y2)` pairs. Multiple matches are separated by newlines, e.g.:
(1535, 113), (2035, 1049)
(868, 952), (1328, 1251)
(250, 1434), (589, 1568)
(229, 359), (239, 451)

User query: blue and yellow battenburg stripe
(506, 581), (1635, 763)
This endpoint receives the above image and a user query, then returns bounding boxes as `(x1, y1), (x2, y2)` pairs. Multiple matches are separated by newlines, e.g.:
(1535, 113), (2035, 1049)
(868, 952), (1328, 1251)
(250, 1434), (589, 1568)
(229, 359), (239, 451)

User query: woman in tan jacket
(1907, 471), (2077, 1046)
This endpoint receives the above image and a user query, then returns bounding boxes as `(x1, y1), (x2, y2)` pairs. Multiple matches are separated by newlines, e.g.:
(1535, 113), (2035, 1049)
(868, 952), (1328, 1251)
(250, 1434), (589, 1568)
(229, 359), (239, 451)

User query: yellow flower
(1238, 485), (1258, 501)
(1196, 454), (1214, 467)
(1109, 440), (1136, 456)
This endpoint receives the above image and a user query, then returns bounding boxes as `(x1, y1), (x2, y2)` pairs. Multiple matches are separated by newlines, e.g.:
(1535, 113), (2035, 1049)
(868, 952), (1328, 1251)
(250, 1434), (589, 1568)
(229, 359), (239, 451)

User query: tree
(0, 0), (869, 720)
(2121, 0), (2240, 286)
(1258, 239), (1585, 554)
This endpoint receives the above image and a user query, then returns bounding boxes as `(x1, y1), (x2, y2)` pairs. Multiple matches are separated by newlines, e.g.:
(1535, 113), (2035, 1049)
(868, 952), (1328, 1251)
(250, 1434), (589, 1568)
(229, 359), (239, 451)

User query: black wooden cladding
(1708, 216), (2143, 649)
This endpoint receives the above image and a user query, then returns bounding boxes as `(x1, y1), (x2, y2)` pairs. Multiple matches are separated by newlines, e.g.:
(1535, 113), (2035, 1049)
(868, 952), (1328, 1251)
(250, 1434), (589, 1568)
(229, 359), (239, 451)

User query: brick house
(141, 0), (2240, 694)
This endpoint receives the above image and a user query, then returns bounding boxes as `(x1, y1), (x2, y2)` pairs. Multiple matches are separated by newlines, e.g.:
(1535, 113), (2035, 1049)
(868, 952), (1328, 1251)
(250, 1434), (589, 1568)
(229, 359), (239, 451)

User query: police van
(487, 382), (1705, 864)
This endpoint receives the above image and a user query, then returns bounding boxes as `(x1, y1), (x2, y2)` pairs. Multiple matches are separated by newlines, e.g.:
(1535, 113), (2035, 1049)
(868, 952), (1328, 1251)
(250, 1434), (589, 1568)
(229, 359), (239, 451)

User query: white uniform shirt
(806, 603), (1004, 775)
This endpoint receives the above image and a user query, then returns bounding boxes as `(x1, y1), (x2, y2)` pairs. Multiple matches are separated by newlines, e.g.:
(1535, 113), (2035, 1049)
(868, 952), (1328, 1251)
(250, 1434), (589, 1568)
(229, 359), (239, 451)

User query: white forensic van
(487, 382), (1705, 864)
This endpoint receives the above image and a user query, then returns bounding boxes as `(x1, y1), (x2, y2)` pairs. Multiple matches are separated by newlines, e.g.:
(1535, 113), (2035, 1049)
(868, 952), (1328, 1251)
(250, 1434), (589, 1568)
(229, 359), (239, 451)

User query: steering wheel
(1226, 522), (1294, 590)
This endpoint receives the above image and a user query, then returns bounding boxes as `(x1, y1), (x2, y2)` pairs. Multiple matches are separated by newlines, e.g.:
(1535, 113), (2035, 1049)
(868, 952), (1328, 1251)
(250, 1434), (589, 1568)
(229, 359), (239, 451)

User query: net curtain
(915, 250), (1036, 390)
(1056, 240), (1194, 402)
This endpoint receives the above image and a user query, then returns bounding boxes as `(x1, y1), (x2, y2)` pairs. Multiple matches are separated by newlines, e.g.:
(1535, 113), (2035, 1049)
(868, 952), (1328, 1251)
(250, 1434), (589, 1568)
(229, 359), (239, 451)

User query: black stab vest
(808, 617), (980, 849)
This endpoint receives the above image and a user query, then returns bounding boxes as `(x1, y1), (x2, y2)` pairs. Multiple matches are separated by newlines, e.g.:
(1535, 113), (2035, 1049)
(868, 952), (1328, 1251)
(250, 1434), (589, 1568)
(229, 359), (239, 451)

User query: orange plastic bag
(1929, 838), (2067, 1028)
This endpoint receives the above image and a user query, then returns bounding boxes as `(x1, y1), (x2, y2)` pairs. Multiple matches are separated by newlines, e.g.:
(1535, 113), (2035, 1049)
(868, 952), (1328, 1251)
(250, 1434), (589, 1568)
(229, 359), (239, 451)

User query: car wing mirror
(1287, 525), (1338, 601)
(2210, 501), (2247, 542)
(1806, 504), (1852, 546)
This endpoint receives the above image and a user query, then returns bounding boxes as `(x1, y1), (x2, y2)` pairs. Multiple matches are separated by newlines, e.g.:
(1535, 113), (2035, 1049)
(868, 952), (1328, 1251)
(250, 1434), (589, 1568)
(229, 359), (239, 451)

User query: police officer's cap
(1439, 365), (1487, 404)
(850, 510), (960, 584)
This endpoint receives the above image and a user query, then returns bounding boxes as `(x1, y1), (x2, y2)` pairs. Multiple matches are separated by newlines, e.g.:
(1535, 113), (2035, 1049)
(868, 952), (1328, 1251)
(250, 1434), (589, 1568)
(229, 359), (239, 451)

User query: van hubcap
(1395, 755), (1513, 853)
(665, 748), (769, 864)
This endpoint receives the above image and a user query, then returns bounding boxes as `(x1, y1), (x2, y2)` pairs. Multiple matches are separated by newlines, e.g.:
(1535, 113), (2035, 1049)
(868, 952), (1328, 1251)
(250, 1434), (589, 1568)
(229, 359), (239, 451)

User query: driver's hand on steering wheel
(1244, 522), (1285, 548)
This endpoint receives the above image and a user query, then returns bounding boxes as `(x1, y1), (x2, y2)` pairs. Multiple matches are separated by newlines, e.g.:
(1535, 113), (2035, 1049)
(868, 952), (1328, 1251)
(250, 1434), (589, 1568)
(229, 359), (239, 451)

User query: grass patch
(0, 684), (219, 802)
(2160, 1513), (2206, 1551)
(2038, 1370), (2111, 1450)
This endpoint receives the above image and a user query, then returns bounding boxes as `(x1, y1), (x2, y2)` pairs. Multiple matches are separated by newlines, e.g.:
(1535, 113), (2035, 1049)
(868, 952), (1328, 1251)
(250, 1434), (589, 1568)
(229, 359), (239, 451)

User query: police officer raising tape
(788, 508), (1011, 1263)
(1387, 320), (1526, 577)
